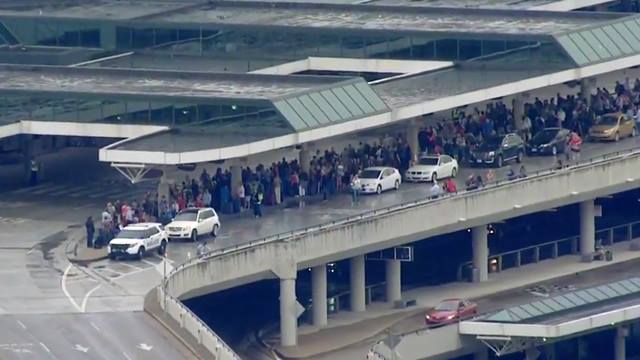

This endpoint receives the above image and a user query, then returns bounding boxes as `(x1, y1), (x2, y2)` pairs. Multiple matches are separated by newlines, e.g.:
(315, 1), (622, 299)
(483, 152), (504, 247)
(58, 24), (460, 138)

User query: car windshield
(478, 137), (502, 151)
(117, 229), (147, 239)
(532, 129), (558, 143)
(361, 170), (382, 179)
(174, 212), (198, 221)
(419, 157), (439, 166)
(597, 115), (619, 126)
(435, 300), (460, 311)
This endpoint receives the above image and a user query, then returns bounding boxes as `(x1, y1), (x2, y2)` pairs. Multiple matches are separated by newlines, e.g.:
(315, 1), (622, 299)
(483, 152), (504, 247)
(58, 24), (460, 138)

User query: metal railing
(159, 146), (640, 359)
(457, 220), (640, 281)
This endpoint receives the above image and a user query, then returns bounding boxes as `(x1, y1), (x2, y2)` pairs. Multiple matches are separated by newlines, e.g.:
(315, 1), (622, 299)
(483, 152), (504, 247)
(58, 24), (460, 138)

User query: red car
(425, 299), (478, 326)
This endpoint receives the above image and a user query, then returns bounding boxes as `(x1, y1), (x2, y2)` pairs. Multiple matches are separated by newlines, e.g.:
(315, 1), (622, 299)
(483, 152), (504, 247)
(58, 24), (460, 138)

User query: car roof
(420, 155), (440, 159)
(364, 166), (390, 171)
(181, 207), (213, 213)
(123, 222), (161, 230)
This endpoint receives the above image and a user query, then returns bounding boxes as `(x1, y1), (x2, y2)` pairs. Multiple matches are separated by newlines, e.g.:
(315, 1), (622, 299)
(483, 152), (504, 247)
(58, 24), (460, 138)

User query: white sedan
(359, 167), (402, 194)
(405, 155), (458, 182)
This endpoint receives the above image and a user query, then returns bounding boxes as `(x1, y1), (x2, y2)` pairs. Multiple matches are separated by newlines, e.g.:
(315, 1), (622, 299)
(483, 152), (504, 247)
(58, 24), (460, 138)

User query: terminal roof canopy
(138, 1), (624, 39)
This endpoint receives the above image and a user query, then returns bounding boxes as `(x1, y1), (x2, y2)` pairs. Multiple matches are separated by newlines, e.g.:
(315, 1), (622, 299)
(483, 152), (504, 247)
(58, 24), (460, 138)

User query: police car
(108, 223), (168, 260)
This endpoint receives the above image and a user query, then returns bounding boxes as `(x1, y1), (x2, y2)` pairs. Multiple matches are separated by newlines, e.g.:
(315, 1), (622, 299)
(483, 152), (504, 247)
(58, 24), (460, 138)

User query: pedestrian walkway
(270, 240), (640, 359)
(0, 180), (157, 202)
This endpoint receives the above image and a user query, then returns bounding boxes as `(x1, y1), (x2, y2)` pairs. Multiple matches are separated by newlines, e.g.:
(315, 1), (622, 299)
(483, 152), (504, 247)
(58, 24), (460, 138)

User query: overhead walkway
(460, 277), (640, 356)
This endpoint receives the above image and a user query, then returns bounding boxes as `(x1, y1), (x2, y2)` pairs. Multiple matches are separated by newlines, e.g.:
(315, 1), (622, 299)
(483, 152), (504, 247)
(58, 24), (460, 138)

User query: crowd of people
(86, 77), (640, 246)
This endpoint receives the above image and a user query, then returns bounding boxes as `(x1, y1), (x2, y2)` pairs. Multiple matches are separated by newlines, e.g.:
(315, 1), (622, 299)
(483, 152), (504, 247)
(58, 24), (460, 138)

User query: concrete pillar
(100, 24), (117, 50)
(279, 277), (297, 347)
(580, 78), (595, 106)
(350, 255), (366, 312)
(311, 264), (327, 327)
(20, 135), (37, 185)
(407, 119), (420, 162)
(385, 260), (402, 304)
(473, 348), (489, 360)
(544, 343), (556, 360)
(230, 161), (243, 196)
(615, 326), (628, 360)
(299, 145), (311, 173)
(512, 93), (529, 130)
(580, 199), (595, 261)
(157, 170), (170, 209)
(472, 225), (489, 282)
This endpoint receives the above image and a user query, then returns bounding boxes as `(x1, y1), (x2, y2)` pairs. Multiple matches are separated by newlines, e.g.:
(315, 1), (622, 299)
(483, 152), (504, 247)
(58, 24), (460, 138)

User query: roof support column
(157, 169), (170, 214)
(299, 144), (311, 173)
(472, 225), (489, 282)
(615, 326), (628, 360)
(512, 92), (530, 132)
(350, 255), (366, 312)
(407, 118), (420, 163)
(580, 199), (596, 261)
(100, 24), (117, 50)
(279, 277), (297, 347)
(580, 78), (596, 106)
(311, 264), (327, 328)
(544, 343), (556, 360)
(230, 158), (246, 202)
(385, 259), (401, 304)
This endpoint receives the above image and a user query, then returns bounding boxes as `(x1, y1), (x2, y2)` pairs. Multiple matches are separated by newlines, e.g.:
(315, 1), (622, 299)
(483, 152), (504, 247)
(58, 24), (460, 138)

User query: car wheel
(615, 132), (620, 142)
(211, 224), (219, 238)
(137, 246), (145, 260)
(431, 172), (438, 182)
(516, 151), (523, 163)
(551, 145), (557, 156)
(451, 167), (458, 178)
(157, 240), (167, 256)
(190, 230), (198, 242)
(496, 155), (503, 168)
(376, 185), (382, 194)
(394, 179), (400, 190)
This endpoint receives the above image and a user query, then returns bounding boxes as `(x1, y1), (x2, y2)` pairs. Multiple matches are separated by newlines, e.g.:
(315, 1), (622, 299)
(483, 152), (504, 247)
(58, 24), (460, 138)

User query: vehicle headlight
(425, 314), (431, 319)
(605, 128), (615, 133)
(540, 143), (549, 148)
(446, 314), (456, 320)
(488, 151), (495, 157)
(128, 244), (136, 248)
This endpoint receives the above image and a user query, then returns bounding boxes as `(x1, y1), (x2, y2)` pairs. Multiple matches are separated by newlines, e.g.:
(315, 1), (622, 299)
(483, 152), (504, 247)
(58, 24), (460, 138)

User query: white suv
(108, 223), (168, 260)
(165, 207), (220, 242)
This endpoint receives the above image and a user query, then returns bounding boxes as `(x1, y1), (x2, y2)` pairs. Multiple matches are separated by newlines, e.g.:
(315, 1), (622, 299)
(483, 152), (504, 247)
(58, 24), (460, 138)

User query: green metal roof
(484, 277), (640, 323)
(273, 78), (389, 131)
(554, 15), (640, 67)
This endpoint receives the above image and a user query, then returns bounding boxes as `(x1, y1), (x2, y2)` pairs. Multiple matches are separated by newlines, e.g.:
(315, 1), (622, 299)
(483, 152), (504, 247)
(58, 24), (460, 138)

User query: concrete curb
(143, 289), (212, 360)
(64, 225), (109, 264)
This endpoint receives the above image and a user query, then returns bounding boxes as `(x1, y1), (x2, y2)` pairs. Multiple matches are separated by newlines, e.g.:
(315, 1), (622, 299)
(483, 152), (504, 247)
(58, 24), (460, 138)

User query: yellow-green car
(589, 113), (637, 142)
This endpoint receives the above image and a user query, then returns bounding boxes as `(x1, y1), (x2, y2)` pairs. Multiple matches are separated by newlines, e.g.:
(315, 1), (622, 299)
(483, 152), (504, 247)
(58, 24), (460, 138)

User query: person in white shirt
(350, 173), (361, 205)
(429, 181), (443, 199)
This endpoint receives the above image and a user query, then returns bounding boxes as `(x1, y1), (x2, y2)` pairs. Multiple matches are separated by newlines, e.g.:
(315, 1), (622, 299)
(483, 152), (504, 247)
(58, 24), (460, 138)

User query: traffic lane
(212, 136), (640, 251)
(0, 312), (195, 360)
(390, 259), (640, 336)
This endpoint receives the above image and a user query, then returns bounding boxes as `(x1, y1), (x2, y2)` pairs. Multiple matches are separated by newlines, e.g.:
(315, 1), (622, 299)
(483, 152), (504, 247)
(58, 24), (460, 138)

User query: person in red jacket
(444, 177), (457, 194)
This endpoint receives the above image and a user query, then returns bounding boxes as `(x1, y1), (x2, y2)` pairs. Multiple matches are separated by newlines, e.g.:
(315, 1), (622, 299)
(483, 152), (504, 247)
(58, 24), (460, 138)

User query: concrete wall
(387, 325), (482, 360)
(167, 150), (640, 300)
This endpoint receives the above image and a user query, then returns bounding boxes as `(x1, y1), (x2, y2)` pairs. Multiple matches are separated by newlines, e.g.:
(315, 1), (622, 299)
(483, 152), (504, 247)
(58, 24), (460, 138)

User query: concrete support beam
(580, 199), (596, 261)
(580, 78), (596, 106)
(512, 92), (529, 131)
(100, 24), (117, 50)
(472, 225), (489, 282)
(407, 119), (420, 162)
(544, 343), (556, 360)
(279, 277), (297, 347)
(299, 145), (311, 173)
(311, 264), (327, 327)
(385, 260), (402, 304)
(615, 326), (628, 360)
(230, 160), (245, 197)
(157, 169), (170, 207)
(350, 255), (366, 312)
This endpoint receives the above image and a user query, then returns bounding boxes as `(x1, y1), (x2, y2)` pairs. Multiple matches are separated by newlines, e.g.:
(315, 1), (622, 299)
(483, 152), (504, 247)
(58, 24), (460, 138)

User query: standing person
(29, 159), (40, 186)
(298, 170), (308, 208)
(350, 173), (361, 205)
(85, 216), (95, 248)
(568, 131), (582, 162)
(253, 189), (264, 218)
(485, 169), (495, 184)
(273, 175), (282, 205)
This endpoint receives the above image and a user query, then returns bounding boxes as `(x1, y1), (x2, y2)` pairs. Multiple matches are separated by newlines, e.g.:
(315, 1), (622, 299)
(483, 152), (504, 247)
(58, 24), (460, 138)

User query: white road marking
(137, 343), (153, 351)
(49, 186), (86, 197)
(61, 265), (83, 313)
(90, 322), (101, 332)
(111, 266), (153, 281)
(16, 320), (26, 330)
(114, 261), (145, 271)
(39, 342), (51, 353)
(30, 184), (69, 195)
(123, 351), (133, 360)
(81, 285), (102, 312)
(73, 344), (89, 353)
